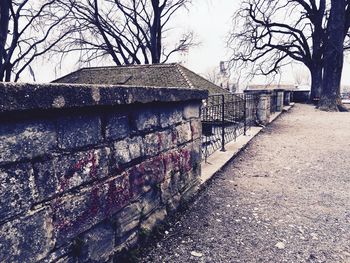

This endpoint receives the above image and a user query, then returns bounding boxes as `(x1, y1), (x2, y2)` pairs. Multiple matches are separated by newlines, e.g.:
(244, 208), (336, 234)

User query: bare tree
(0, 0), (71, 82)
(229, 0), (350, 110)
(56, 0), (193, 66)
(319, 0), (349, 110)
(204, 67), (222, 85)
(228, 0), (327, 100)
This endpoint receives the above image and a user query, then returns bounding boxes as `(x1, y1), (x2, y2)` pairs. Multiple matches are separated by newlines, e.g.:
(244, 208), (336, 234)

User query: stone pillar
(256, 92), (271, 125)
(275, 89), (284, 112)
(284, 91), (291, 106)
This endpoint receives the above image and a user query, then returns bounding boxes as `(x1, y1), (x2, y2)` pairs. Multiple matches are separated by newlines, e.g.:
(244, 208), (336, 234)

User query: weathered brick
(52, 173), (130, 244)
(113, 137), (143, 165)
(183, 102), (200, 120)
(0, 163), (35, 221)
(79, 223), (115, 262)
(160, 107), (183, 128)
(34, 148), (110, 201)
(176, 122), (192, 145)
(132, 109), (159, 131)
(105, 113), (129, 141)
(0, 208), (54, 262)
(129, 157), (165, 199)
(57, 115), (102, 150)
(0, 120), (56, 165)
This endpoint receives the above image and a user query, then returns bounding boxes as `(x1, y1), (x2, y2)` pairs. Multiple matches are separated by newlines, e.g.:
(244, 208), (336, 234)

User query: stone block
(52, 189), (103, 244)
(190, 119), (202, 140)
(39, 244), (71, 263)
(160, 171), (181, 203)
(114, 202), (142, 240)
(160, 107), (183, 128)
(141, 190), (161, 217)
(257, 94), (271, 125)
(79, 222), (115, 262)
(183, 102), (200, 120)
(128, 157), (165, 199)
(0, 120), (56, 165)
(144, 130), (176, 157)
(114, 230), (139, 254)
(103, 173), (131, 216)
(140, 208), (167, 232)
(0, 163), (35, 221)
(162, 150), (181, 176)
(176, 122), (192, 145)
(131, 109), (159, 132)
(180, 181), (200, 203)
(165, 194), (181, 213)
(179, 144), (193, 174)
(113, 137), (143, 166)
(128, 137), (144, 160)
(113, 140), (130, 164)
(34, 148), (110, 201)
(57, 115), (102, 150)
(0, 208), (54, 262)
(143, 133), (159, 156)
(52, 173), (131, 244)
(105, 113), (130, 141)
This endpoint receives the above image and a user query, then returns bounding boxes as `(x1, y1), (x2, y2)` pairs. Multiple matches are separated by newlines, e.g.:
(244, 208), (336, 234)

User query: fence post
(221, 94), (225, 152)
(244, 94), (247, 135)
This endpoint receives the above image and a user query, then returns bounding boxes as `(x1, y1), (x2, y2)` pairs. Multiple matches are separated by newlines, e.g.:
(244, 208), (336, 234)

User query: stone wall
(0, 82), (207, 262)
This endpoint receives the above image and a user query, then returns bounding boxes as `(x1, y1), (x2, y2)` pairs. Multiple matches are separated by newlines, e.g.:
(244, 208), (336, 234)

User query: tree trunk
(310, 65), (323, 101)
(319, 0), (346, 111)
(0, 0), (10, 81)
(151, 0), (161, 63)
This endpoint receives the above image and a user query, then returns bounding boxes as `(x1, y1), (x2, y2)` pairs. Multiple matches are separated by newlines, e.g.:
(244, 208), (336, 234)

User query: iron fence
(201, 93), (259, 161)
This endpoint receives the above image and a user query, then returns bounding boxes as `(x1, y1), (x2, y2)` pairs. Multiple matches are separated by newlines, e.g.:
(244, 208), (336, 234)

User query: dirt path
(137, 104), (350, 263)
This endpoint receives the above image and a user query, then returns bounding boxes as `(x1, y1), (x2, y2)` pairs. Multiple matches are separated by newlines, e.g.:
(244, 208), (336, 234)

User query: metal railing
(201, 93), (259, 161)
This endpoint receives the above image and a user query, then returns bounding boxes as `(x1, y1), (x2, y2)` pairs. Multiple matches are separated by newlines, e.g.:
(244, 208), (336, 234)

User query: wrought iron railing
(201, 93), (259, 161)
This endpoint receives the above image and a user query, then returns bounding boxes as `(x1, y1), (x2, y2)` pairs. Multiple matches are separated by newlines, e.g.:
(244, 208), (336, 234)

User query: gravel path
(137, 104), (350, 263)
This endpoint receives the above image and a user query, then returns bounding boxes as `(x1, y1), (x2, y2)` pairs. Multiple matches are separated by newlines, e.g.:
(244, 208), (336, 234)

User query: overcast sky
(28, 0), (350, 87)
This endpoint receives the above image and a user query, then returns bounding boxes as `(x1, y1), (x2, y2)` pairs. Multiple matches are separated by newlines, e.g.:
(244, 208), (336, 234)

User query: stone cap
(0, 82), (208, 113)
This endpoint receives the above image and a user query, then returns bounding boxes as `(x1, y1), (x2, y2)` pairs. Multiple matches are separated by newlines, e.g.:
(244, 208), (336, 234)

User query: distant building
(53, 63), (229, 95)
(246, 84), (311, 102)
(246, 84), (297, 92)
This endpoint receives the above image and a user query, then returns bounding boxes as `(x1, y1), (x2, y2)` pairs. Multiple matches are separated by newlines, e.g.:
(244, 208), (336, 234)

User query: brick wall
(0, 83), (207, 262)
